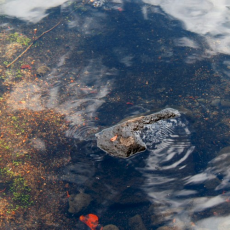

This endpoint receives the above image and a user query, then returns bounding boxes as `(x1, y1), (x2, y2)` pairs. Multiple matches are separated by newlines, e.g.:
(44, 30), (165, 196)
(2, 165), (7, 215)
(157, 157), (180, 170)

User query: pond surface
(1, 0), (230, 229)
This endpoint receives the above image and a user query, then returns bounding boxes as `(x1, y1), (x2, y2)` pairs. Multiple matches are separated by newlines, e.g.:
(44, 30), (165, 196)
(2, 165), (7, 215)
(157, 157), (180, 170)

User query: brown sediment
(0, 10), (87, 227)
(0, 96), (75, 228)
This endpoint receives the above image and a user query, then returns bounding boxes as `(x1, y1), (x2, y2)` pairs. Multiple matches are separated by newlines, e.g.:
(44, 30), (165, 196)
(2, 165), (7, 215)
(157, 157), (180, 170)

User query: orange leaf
(79, 214), (100, 230)
(67, 191), (70, 198)
(191, 222), (196, 227)
(110, 135), (118, 142)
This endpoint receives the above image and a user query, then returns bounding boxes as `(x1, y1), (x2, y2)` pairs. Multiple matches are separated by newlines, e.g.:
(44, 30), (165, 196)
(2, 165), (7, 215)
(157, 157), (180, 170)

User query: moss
(10, 177), (33, 208)
(12, 160), (22, 166)
(3, 61), (9, 66)
(8, 32), (31, 46)
(16, 69), (23, 78)
(0, 166), (16, 179)
(0, 139), (11, 151)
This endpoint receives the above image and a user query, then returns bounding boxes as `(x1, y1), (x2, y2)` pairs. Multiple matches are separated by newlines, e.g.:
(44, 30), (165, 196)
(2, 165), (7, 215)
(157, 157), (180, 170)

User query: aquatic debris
(33, 28), (37, 35)
(95, 108), (180, 158)
(79, 214), (103, 230)
(21, 64), (32, 70)
(66, 191), (70, 198)
(110, 135), (117, 142)
(0, 188), (6, 193)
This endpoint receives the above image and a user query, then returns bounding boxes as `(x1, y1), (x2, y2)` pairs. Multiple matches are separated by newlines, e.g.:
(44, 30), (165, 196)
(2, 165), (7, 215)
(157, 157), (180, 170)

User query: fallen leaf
(110, 135), (118, 142)
(80, 214), (102, 230)
(67, 191), (70, 198)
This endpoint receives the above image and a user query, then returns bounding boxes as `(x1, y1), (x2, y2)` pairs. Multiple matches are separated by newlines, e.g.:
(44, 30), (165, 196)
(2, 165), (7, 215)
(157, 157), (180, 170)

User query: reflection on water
(0, 0), (68, 22)
(139, 115), (195, 229)
(1, 0), (230, 229)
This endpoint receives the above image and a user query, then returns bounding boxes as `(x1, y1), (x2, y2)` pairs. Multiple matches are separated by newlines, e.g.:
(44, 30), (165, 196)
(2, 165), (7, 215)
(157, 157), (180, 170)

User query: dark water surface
(1, 0), (230, 229)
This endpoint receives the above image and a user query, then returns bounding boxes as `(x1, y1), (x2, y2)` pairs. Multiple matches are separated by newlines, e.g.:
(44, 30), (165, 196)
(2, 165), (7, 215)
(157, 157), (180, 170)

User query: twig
(6, 43), (33, 68)
(0, 188), (6, 193)
(6, 20), (62, 68)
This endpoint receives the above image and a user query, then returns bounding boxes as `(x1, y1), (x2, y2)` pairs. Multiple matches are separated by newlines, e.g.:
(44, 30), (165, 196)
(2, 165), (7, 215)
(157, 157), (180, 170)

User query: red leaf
(21, 64), (32, 70)
(80, 214), (101, 230)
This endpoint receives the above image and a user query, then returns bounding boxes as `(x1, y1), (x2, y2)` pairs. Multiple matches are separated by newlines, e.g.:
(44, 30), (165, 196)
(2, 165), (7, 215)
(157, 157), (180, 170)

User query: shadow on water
(38, 4), (215, 230)
(48, 1), (230, 229)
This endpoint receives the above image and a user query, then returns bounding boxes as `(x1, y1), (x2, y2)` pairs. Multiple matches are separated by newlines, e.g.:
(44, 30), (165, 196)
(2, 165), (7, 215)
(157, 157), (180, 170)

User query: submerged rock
(221, 99), (230, 107)
(128, 214), (147, 230)
(68, 193), (91, 214)
(210, 98), (221, 107)
(103, 224), (120, 230)
(95, 108), (180, 158)
(36, 65), (50, 76)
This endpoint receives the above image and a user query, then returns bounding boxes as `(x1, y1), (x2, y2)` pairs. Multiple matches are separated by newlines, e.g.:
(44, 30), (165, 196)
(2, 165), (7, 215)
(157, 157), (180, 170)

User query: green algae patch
(8, 32), (31, 46)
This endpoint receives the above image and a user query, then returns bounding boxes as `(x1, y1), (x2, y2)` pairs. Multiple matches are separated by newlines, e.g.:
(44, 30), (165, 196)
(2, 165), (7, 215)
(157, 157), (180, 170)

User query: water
(0, 0), (230, 229)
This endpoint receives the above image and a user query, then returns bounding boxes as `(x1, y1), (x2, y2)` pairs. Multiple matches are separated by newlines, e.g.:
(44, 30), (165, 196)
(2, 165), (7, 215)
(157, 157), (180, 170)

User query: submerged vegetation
(0, 167), (32, 209)
(8, 32), (31, 46)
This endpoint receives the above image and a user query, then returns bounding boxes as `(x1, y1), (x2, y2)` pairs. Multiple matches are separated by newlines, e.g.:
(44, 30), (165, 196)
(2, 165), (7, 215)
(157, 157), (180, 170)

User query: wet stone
(220, 99), (230, 107)
(210, 98), (221, 107)
(128, 214), (147, 230)
(103, 224), (120, 230)
(68, 193), (91, 214)
(218, 146), (230, 155)
(95, 108), (180, 158)
(36, 65), (50, 76)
